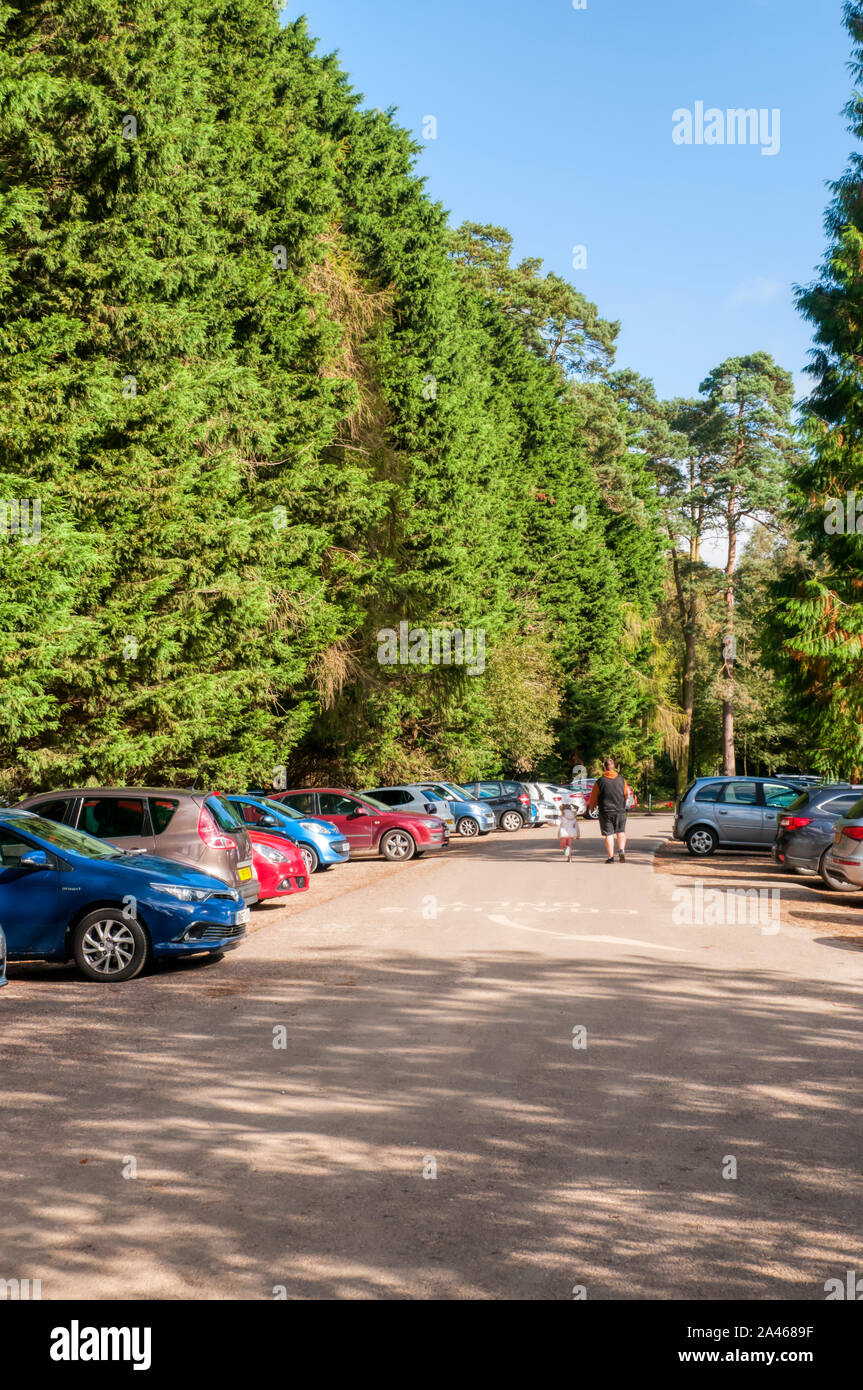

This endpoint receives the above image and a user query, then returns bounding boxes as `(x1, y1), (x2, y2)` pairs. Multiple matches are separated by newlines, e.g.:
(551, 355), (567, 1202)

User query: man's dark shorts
(599, 811), (627, 837)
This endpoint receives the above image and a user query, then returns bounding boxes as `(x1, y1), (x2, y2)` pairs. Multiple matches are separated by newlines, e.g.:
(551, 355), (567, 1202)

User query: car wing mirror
(20, 849), (49, 869)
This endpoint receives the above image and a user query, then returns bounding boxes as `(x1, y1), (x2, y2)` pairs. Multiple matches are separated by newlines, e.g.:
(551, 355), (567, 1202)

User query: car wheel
(457, 816), (480, 837)
(819, 849), (859, 892)
(299, 845), (320, 875)
(380, 829), (416, 862)
(686, 826), (718, 857)
(501, 810), (524, 832)
(588, 806), (599, 820)
(71, 910), (149, 982)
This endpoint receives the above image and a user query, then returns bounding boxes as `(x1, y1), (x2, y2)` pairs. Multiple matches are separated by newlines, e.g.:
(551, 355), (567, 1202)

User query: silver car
(822, 796), (863, 888)
(363, 785), (457, 835)
(524, 782), (560, 825)
(674, 777), (804, 856)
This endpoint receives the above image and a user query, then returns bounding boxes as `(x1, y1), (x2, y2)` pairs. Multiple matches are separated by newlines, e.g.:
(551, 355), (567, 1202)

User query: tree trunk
(722, 492), (737, 776)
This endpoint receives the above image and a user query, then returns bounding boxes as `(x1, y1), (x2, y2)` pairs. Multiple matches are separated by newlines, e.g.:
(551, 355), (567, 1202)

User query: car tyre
(500, 810), (524, 832)
(380, 829), (416, 862)
(588, 806), (599, 820)
(819, 849), (859, 893)
(457, 816), (480, 837)
(686, 826), (718, 857)
(299, 845), (320, 875)
(71, 910), (149, 982)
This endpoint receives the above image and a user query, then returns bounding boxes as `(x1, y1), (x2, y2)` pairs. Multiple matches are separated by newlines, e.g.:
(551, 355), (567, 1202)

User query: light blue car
(228, 794), (350, 875)
(415, 782), (497, 838)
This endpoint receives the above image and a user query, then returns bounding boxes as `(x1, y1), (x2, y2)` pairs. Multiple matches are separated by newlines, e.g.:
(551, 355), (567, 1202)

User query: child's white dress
(558, 810), (581, 840)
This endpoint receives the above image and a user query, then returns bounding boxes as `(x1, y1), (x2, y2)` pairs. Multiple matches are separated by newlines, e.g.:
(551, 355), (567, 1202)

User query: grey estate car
(14, 788), (260, 904)
(673, 777), (805, 856)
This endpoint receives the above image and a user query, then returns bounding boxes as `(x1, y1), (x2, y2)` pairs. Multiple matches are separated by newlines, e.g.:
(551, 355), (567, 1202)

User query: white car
(523, 782), (560, 825)
(363, 785), (457, 834)
(536, 782), (587, 818)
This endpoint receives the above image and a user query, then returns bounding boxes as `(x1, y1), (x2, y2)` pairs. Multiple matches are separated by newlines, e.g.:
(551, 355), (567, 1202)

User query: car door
(761, 781), (803, 843)
(75, 795), (156, 854)
(317, 793), (375, 849)
(0, 829), (64, 957)
(716, 781), (763, 843)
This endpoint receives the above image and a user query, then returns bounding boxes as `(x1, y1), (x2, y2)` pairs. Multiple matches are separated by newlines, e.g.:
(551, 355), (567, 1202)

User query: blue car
(0, 810), (248, 982)
(228, 794), (350, 874)
(414, 782), (497, 838)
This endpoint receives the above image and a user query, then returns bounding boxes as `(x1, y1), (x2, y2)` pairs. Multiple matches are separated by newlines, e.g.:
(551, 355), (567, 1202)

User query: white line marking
(487, 914), (686, 952)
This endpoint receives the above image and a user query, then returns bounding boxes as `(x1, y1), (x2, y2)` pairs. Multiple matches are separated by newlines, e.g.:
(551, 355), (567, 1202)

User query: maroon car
(271, 788), (449, 862)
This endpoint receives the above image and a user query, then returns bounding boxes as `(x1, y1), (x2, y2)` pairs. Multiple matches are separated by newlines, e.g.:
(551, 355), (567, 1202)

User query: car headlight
(300, 820), (329, 834)
(149, 882), (214, 902)
(256, 844), (287, 864)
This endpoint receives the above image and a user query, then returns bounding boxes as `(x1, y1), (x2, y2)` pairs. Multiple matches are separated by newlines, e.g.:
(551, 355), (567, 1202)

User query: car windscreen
(360, 794), (396, 812)
(256, 797), (302, 819)
(4, 817), (123, 859)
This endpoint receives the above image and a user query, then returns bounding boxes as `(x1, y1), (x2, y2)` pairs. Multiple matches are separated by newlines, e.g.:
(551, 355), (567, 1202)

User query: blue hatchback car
(0, 810), (248, 982)
(228, 795), (350, 874)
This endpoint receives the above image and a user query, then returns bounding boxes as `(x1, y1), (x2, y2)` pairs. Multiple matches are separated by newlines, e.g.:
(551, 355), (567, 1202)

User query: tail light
(779, 816), (813, 830)
(197, 805), (232, 849)
(842, 826), (863, 841)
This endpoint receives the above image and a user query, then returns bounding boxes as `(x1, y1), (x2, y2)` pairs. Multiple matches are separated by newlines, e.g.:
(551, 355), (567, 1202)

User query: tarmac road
(2, 814), (862, 1300)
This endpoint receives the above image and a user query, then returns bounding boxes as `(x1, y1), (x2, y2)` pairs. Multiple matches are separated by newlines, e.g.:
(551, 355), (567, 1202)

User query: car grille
(197, 922), (246, 941)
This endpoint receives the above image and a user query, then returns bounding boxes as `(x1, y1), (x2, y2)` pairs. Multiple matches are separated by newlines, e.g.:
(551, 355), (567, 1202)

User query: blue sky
(285, 0), (852, 405)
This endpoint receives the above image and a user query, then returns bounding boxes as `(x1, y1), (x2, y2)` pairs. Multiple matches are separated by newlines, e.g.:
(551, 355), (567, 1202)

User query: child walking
(558, 801), (581, 861)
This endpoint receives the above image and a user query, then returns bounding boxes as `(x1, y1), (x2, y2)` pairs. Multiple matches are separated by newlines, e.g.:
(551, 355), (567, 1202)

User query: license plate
(234, 908), (250, 925)
(238, 866), (253, 881)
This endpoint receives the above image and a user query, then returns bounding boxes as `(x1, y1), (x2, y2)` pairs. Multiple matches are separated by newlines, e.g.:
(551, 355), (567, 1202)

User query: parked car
(0, 924), (6, 987)
(571, 778), (599, 817)
(413, 782), (496, 838)
(773, 784), (863, 891)
(271, 789), (449, 861)
(460, 780), (532, 831)
(0, 809), (248, 981)
(15, 788), (259, 904)
(363, 786), (457, 836)
(248, 828), (309, 902)
(523, 783), (560, 826)
(537, 782), (588, 818)
(674, 777), (804, 856)
(821, 797), (863, 891)
(229, 793), (350, 876)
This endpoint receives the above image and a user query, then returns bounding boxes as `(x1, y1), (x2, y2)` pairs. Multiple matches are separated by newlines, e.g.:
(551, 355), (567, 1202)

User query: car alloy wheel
(588, 806), (599, 820)
(72, 911), (148, 982)
(300, 845), (319, 875)
(457, 816), (480, 837)
(501, 810), (524, 832)
(686, 826), (717, 857)
(381, 829), (416, 861)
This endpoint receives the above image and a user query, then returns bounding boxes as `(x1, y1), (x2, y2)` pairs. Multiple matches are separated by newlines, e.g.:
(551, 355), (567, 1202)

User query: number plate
(234, 908), (250, 925)
(238, 866), (253, 881)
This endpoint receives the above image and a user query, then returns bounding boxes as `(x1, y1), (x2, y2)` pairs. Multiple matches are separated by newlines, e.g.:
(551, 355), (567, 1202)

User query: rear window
(205, 795), (243, 832)
(149, 797), (180, 834)
(819, 794), (862, 816)
(29, 797), (73, 824)
(280, 792), (316, 815)
(694, 783), (722, 803)
(501, 781), (522, 795)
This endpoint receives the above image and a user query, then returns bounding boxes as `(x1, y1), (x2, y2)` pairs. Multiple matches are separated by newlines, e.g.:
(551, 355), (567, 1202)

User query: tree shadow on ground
(2, 943), (862, 1300)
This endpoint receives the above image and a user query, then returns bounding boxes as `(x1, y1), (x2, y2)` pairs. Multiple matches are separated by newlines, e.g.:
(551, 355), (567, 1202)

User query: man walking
(587, 758), (632, 863)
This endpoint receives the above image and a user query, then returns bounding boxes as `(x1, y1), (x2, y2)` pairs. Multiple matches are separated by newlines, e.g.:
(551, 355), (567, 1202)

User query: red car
(271, 788), (449, 862)
(248, 828), (309, 901)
